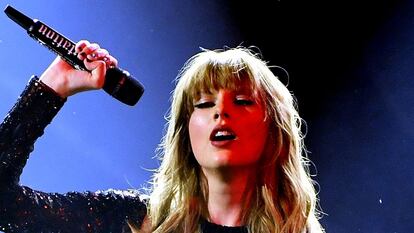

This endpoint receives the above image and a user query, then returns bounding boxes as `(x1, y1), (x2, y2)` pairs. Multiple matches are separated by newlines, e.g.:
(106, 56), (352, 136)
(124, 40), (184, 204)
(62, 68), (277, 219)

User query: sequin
(0, 77), (147, 232)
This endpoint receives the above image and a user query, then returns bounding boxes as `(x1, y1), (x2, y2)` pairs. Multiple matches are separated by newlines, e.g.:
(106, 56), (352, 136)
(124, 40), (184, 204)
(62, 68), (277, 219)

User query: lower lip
(210, 139), (235, 147)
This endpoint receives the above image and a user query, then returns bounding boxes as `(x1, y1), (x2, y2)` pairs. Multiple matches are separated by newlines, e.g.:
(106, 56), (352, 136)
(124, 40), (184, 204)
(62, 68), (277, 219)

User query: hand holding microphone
(4, 5), (144, 106)
(40, 40), (118, 98)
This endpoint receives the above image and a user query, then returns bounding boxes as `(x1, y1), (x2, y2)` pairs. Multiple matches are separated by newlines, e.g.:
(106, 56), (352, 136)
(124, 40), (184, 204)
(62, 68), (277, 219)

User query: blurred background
(0, 0), (413, 232)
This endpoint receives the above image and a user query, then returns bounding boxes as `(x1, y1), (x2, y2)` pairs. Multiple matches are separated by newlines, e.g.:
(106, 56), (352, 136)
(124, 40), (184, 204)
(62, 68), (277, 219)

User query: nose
(213, 95), (230, 120)
(214, 111), (229, 119)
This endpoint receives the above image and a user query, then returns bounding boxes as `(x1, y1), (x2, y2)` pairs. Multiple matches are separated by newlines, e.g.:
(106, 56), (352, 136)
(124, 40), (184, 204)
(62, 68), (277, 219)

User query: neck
(202, 166), (257, 226)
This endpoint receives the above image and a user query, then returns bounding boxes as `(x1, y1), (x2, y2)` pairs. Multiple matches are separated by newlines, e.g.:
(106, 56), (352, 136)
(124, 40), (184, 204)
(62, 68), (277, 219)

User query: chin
(211, 157), (257, 169)
(209, 158), (232, 168)
(196, 151), (260, 169)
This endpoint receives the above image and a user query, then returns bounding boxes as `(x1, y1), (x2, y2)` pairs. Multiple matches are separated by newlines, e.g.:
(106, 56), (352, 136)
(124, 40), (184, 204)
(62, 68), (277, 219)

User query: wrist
(39, 69), (70, 98)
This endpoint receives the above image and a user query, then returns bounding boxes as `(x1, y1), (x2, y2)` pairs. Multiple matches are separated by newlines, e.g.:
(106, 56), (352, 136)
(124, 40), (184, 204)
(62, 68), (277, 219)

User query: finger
(81, 43), (100, 60)
(88, 48), (118, 68)
(84, 43), (100, 54)
(91, 48), (109, 61)
(84, 60), (106, 89)
(87, 50), (109, 66)
(83, 54), (103, 70)
(76, 40), (90, 60)
(103, 55), (118, 68)
(75, 40), (89, 53)
(110, 56), (118, 67)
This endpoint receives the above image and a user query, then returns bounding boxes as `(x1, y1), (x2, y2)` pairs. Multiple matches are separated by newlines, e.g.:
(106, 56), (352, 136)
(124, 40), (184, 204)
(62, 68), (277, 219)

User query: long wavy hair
(141, 47), (324, 233)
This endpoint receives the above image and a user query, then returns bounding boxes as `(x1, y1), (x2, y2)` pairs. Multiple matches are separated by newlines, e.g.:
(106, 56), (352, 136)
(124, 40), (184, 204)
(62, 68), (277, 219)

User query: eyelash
(234, 99), (254, 106)
(194, 102), (215, 109)
(194, 99), (254, 109)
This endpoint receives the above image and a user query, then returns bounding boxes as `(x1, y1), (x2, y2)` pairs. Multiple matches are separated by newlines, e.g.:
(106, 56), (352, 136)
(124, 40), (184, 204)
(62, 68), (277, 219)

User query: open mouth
(210, 128), (236, 141)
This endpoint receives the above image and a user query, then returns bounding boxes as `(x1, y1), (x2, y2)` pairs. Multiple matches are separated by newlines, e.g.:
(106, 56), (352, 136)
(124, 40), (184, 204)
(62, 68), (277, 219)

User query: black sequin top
(0, 76), (248, 233)
(0, 77), (147, 233)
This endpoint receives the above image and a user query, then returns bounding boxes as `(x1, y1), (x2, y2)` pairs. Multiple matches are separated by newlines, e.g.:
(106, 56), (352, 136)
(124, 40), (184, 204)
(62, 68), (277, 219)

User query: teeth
(215, 130), (233, 137)
(212, 130), (236, 141)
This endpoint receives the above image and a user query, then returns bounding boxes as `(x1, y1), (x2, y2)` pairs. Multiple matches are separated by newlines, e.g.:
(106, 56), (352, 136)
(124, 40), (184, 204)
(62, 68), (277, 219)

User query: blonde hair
(143, 47), (324, 233)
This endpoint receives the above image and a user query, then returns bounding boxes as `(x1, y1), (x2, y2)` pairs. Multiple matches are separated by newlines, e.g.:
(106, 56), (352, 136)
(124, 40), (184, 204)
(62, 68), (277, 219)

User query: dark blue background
(0, 0), (413, 232)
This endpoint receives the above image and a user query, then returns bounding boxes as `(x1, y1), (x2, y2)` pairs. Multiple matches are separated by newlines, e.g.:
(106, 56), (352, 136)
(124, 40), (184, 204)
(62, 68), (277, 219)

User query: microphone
(4, 5), (144, 106)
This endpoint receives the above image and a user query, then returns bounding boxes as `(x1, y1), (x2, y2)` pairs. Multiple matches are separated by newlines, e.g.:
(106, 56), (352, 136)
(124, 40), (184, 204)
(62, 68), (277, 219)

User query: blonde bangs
(180, 55), (265, 112)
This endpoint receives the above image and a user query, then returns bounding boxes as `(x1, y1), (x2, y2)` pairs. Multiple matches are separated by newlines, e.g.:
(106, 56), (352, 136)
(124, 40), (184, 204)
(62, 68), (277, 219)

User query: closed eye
(234, 99), (254, 106)
(194, 102), (215, 109)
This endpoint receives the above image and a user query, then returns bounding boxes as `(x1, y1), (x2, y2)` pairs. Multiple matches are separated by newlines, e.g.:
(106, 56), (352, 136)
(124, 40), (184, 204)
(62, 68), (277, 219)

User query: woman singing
(0, 40), (324, 232)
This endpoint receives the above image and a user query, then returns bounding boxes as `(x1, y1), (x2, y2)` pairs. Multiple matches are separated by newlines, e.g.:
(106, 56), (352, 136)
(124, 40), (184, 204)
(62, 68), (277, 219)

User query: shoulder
(90, 188), (149, 229)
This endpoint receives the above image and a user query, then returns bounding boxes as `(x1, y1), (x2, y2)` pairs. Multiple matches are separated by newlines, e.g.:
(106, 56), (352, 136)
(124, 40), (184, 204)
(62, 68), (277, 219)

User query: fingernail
(78, 52), (86, 59)
(87, 53), (96, 60)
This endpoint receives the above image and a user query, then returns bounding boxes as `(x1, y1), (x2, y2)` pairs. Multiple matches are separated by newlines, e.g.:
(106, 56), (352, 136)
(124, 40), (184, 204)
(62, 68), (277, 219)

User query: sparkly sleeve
(0, 76), (147, 232)
(0, 76), (65, 189)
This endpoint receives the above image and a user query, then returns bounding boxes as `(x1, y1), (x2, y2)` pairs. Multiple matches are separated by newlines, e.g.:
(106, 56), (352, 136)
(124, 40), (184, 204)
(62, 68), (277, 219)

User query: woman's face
(188, 85), (269, 170)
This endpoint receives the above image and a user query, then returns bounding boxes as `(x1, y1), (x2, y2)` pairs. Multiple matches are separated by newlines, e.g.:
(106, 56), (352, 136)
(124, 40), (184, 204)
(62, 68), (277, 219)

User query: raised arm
(0, 41), (146, 232)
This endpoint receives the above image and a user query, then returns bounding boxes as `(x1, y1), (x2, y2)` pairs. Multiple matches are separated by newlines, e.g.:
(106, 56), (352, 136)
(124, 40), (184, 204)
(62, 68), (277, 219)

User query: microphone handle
(4, 5), (144, 106)
(28, 20), (144, 106)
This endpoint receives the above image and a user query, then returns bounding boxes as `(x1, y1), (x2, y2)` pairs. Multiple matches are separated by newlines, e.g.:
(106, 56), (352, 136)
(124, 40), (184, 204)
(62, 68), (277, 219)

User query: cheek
(251, 121), (269, 148)
(257, 121), (270, 150)
(188, 112), (209, 154)
(240, 112), (270, 155)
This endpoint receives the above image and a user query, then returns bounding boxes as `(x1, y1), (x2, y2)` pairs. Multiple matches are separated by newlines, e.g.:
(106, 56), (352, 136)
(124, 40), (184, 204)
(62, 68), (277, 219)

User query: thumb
(84, 59), (107, 89)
